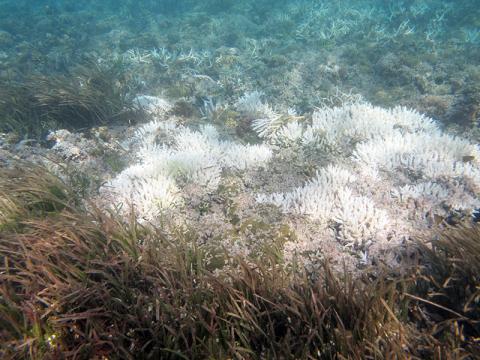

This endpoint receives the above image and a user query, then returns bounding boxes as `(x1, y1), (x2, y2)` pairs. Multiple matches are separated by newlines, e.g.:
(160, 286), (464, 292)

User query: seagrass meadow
(1, 0), (480, 359)
(0, 164), (479, 359)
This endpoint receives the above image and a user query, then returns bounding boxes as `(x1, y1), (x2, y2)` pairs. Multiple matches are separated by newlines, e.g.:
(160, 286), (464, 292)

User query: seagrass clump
(0, 164), (479, 359)
(0, 61), (140, 138)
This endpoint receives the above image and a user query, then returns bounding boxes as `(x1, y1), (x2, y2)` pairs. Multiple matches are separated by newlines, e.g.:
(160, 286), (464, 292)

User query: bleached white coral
(256, 165), (356, 222)
(237, 91), (284, 138)
(332, 189), (390, 248)
(353, 131), (480, 184)
(102, 117), (273, 221)
(199, 124), (220, 141)
(249, 102), (440, 149)
(391, 181), (480, 212)
(99, 99), (480, 270)
(270, 121), (305, 145)
(236, 91), (270, 118)
(252, 108), (301, 140)
(222, 144), (272, 170)
(264, 101), (480, 213)
(305, 103), (440, 153)
(391, 181), (450, 202)
(257, 164), (389, 248)
(166, 151), (222, 191)
(255, 102), (480, 262)
(173, 127), (221, 156)
(104, 173), (181, 222)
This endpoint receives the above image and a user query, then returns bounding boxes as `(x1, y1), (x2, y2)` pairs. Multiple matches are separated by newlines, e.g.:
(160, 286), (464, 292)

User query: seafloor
(0, 0), (479, 127)
(1, 0), (479, 266)
(1, 0), (480, 358)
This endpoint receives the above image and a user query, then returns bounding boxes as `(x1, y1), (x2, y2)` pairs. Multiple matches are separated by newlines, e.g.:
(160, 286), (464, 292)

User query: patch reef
(95, 95), (480, 270)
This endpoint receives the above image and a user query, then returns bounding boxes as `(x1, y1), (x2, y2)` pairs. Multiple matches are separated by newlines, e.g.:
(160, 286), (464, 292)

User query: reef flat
(0, 0), (479, 358)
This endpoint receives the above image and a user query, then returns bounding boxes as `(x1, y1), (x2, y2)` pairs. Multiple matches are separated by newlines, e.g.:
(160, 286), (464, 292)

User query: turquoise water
(2, 3), (480, 358)
(0, 0), (478, 130)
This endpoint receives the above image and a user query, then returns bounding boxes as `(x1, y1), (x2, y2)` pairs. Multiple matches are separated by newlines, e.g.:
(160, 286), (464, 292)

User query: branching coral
(257, 165), (355, 220)
(257, 164), (389, 249)
(253, 101), (480, 264)
(332, 189), (390, 248)
(101, 105), (272, 221)
(353, 132), (480, 180)
(236, 91), (284, 138)
(106, 172), (182, 221)
(89, 98), (480, 269)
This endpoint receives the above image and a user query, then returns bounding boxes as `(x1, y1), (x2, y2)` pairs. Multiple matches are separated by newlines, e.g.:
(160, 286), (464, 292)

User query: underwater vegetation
(0, 61), (143, 139)
(1, 0), (479, 131)
(1, 163), (479, 359)
(0, 0), (479, 358)
(89, 95), (480, 273)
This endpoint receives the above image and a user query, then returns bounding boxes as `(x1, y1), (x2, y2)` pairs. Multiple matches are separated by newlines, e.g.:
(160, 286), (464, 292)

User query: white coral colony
(98, 95), (480, 268)
(254, 101), (480, 264)
(101, 102), (272, 221)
